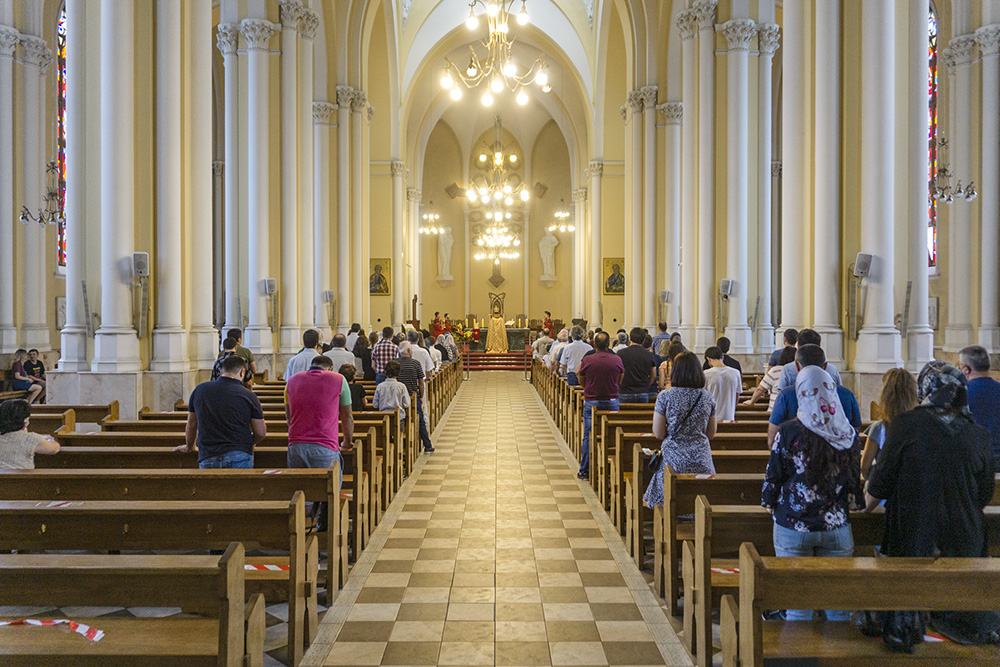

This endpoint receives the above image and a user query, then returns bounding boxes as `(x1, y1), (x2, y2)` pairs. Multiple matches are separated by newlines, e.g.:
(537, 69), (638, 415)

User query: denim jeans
(417, 400), (433, 451)
(288, 443), (343, 531)
(375, 372), (386, 386)
(619, 393), (649, 404)
(199, 450), (254, 469)
(579, 398), (619, 476)
(566, 372), (579, 386)
(773, 523), (854, 621)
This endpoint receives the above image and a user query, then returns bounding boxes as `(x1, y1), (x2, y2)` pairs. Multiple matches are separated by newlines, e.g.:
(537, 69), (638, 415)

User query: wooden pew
(31, 400), (119, 424)
(27, 408), (75, 435)
(0, 369), (28, 400)
(0, 493), (313, 666)
(722, 542), (1000, 667)
(0, 543), (264, 666)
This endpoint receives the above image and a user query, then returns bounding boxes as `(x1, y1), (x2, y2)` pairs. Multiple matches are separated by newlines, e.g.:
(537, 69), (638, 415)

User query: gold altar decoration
(485, 292), (508, 353)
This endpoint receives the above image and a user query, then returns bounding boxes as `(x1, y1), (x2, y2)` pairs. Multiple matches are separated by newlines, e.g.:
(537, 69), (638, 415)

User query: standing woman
(657, 341), (687, 391)
(860, 368), (918, 480)
(355, 333), (375, 382)
(643, 352), (717, 508)
(762, 366), (863, 621)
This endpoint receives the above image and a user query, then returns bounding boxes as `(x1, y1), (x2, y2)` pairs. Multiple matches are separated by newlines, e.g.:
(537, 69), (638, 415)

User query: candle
(465, 318), (468, 327)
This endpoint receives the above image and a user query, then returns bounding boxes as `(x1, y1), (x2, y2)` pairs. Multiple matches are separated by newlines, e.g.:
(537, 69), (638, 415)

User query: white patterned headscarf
(795, 365), (856, 450)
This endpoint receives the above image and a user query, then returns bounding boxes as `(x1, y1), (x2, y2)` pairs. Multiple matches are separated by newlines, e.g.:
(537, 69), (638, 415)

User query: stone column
(216, 24), (240, 330)
(587, 161), (603, 328)
(855, 0), (902, 371)
(151, 0), (187, 371)
(0, 25), (17, 352)
(659, 102), (682, 330)
(779, 0), (807, 335)
(240, 18), (276, 354)
(299, 9), (319, 333)
(755, 23), (779, 352)
(313, 101), (335, 337)
(407, 188), (421, 322)
(350, 92), (370, 330)
(976, 25), (1000, 351)
(278, 1), (301, 352)
(572, 187), (588, 320)
(391, 160), (406, 328)
(721, 18), (755, 354)
(641, 85), (658, 331)
(677, 9), (698, 343)
(92, 0), (140, 371)
(212, 161), (225, 328)
(626, 90), (643, 328)
(335, 85), (353, 332)
(694, 0), (717, 352)
(19, 35), (51, 350)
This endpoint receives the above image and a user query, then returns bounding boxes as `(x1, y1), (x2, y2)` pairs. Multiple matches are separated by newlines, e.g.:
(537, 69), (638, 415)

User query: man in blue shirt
(960, 345), (1000, 463)
(651, 322), (671, 355)
(776, 328), (843, 390)
(767, 344), (862, 447)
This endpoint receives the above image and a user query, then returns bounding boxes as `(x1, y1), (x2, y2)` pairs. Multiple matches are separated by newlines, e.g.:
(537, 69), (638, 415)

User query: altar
(467, 328), (530, 352)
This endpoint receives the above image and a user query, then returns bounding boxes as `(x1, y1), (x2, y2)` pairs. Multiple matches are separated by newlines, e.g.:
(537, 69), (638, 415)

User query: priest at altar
(485, 292), (508, 354)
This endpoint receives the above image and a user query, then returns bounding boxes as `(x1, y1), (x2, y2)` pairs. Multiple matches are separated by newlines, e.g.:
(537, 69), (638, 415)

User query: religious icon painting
(369, 258), (390, 296)
(603, 257), (625, 295)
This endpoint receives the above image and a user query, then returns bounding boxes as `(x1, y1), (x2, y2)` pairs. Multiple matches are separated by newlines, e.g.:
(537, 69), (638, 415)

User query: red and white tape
(245, 563), (290, 571)
(0, 618), (104, 642)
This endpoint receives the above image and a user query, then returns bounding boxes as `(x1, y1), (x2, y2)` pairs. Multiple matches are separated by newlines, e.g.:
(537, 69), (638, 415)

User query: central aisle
(303, 372), (689, 666)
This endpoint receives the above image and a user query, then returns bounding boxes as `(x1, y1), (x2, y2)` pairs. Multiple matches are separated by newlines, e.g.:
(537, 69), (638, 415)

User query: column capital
(212, 161), (225, 177)
(942, 34), (977, 70)
(239, 18), (276, 52)
(657, 102), (682, 124)
(676, 9), (699, 40)
(336, 84), (355, 106)
(350, 89), (368, 112)
(721, 18), (756, 52)
(216, 23), (240, 56)
(623, 89), (644, 121)
(587, 160), (603, 177)
(771, 161), (782, 178)
(693, 0), (717, 32)
(19, 35), (51, 69)
(279, 0), (303, 29)
(299, 8), (320, 39)
(757, 22), (780, 57)
(976, 24), (1000, 57)
(312, 100), (335, 123)
(391, 160), (407, 177)
(572, 188), (588, 203)
(639, 85), (658, 108)
(407, 187), (421, 202)
(0, 25), (19, 57)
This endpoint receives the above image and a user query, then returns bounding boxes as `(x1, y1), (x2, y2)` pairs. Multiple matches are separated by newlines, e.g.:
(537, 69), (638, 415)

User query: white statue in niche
(539, 230), (559, 283)
(437, 227), (454, 279)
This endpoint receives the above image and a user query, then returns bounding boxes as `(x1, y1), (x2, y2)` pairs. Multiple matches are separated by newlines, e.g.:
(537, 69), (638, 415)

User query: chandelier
(474, 223), (521, 264)
(419, 202), (445, 234)
(464, 116), (530, 207)
(440, 0), (550, 106)
(20, 161), (65, 227)
(546, 202), (574, 233)
(931, 137), (977, 203)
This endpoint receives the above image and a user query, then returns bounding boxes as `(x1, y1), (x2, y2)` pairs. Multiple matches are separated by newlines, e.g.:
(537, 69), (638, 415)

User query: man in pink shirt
(285, 355), (354, 531)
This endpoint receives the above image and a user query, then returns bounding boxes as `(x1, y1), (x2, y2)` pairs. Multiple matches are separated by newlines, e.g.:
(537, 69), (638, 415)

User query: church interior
(1, 0), (1000, 665)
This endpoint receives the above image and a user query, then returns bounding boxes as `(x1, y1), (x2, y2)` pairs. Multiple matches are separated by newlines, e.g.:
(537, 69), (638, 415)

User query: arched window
(927, 4), (938, 268)
(56, 6), (67, 268)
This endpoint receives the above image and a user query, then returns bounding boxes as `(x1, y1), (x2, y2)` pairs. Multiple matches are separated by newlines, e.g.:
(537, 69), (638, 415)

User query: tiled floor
(303, 372), (690, 666)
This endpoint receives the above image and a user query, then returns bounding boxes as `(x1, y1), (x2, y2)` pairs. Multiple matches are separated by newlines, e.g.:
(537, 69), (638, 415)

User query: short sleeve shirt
(23, 360), (45, 379)
(0, 430), (45, 469)
(561, 340), (593, 374)
(617, 345), (655, 394)
(234, 345), (255, 368)
(396, 357), (424, 396)
(372, 340), (399, 374)
(704, 366), (742, 421)
(769, 383), (862, 430)
(286, 370), (352, 451)
(778, 362), (842, 392)
(188, 378), (265, 462)
(578, 350), (624, 400)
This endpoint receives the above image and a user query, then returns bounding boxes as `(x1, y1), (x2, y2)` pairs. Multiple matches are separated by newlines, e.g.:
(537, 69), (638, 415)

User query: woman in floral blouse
(762, 365), (863, 621)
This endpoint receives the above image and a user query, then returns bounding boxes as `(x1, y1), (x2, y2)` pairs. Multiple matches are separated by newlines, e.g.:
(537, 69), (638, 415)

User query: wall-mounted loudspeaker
(719, 279), (733, 296)
(854, 252), (873, 278)
(659, 290), (671, 304)
(264, 278), (277, 295)
(323, 290), (336, 303)
(132, 252), (149, 278)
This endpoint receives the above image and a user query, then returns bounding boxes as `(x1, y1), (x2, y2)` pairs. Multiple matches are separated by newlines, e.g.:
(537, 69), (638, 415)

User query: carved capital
(366, 103), (375, 122)
(216, 23), (240, 57)
(240, 18), (276, 52)
(299, 8), (320, 40)
(757, 23), (780, 57)
(976, 24), (1000, 57)
(572, 188), (588, 203)
(20, 35), (50, 69)
(350, 89), (368, 113)
(722, 18), (756, 52)
(279, 0), (303, 29)
(627, 89), (645, 112)
(391, 160), (407, 177)
(336, 85), (355, 107)
(693, 0), (717, 32)
(587, 161), (604, 178)
(676, 9), (699, 41)
(771, 161), (782, 178)
(0, 25), (19, 58)
(407, 187), (421, 202)
(312, 101), (335, 123)
(943, 34), (977, 70)
(640, 85), (658, 108)
(658, 102), (682, 124)
(212, 161), (225, 177)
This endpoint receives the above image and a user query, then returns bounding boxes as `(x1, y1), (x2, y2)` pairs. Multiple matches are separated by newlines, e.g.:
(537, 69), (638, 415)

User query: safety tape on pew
(710, 567), (740, 575)
(0, 618), (104, 642)
(245, 564), (290, 571)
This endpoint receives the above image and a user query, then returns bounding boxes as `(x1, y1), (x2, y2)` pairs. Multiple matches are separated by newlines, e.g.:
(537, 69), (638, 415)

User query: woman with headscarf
(442, 333), (459, 362)
(761, 365), (863, 621)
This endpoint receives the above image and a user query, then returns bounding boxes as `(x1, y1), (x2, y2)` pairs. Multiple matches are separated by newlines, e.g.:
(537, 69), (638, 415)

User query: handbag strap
(668, 392), (703, 439)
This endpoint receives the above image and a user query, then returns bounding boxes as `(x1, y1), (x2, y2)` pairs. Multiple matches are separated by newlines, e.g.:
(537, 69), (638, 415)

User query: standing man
(224, 328), (258, 377)
(651, 322), (671, 354)
(960, 345), (1000, 463)
(532, 329), (553, 360)
(768, 328), (798, 368)
(398, 343), (434, 453)
(284, 329), (323, 379)
(704, 346), (742, 421)
(576, 332), (624, 480)
(542, 311), (553, 334)
(176, 355), (266, 468)
(406, 330), (434, 379)
(345, 323), (362, 353)
(325, 333), (356, 371)
(560, 326), (592, 386)
(618, 327), (656, 403)
(285, 355), (354, 531)
(372, 326), (399, 385)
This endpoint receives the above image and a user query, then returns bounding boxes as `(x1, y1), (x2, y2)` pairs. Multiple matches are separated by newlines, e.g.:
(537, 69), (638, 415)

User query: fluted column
(212, 161), (225, 328)
(299, 9), (319, 333)
(151, 0), (187, 371)
(659, 103), (682, 330)
(721, 18), (755, 353)
(217, 24), (240, 330)
(19, 35), (51, 350)
(335, 85), (353, 333)
(572, 187), (588, 319)
(350, 91), (368, 329)
(755, 24), (779, 352)
(855, 0), (902, 371)
(641, 85), (658, 331)
(408, 187), (421, 322)
(313, 101), (335, 336)
(977, 25), (1000, 351)
(0, 25), (19, 352)
(624, 91), (643, 328)
(278, 1), (301, 352)
(587, 161), (603, 328)
(391, 161), (406, 328)
(780, 0), (807, 335)
(241, 18), (276, 354)
(677, 9), (698, 343)
(942, 35), (977, 352)
(92, 0), (139, 371)
(694, 0), (717, 352)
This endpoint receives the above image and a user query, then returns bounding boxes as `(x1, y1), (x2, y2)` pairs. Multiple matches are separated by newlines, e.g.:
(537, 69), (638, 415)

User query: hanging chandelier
(464, 116), (531, 207)
(546, 202), (573, 233)
(20, 161), (65, 227)
(440, 0), (550, 106)
(419, 202), (445, 234)
(931, 137), (977, 203)
(474, 223), (521, 264)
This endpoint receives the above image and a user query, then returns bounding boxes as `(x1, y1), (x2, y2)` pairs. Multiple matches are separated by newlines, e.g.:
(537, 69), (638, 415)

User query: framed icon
(603, 258), (625, 295)
(369, 259), (390, 296)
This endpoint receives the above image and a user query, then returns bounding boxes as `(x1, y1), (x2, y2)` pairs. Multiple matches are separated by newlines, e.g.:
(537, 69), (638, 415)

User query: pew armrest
(720, 594), (738, 667)
(244, 592), (266, 667)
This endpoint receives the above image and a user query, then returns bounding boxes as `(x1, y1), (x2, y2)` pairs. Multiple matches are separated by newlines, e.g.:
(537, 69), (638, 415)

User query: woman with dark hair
(762, 365), (863, 621)
(744, 345), (797, 410)
(354, 333), (375, 382)
(0, 399), (60, 469)
(338, 364), (367, 413)
(643, 352), (717, 508)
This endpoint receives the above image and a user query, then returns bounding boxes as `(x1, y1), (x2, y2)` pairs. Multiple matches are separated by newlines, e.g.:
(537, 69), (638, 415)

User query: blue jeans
(199, 450), (254, 469)
(773, 523), (854, 621)
(417, 400), (432, 451)
(579, 398), (619, 476)
(288, 443), (343, 530)
(619, 393), (649, 404)
(566, 372), (579, 386)
(375, 372), (386, 386)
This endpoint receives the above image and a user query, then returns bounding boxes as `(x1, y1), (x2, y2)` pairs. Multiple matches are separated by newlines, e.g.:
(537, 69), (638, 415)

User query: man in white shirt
(559, 326), (593, 386)
(704, 346), (742, 421)
(532, 330), (553, 360)
(404, 331), (434, 378)
(546, 329), (569, 372)
(612, 331), (629, 353)
(345, 323), (361, 353)
(426, 334), (442, 371)
(325, 333), (356, 371)
(284, 330), (323, 379)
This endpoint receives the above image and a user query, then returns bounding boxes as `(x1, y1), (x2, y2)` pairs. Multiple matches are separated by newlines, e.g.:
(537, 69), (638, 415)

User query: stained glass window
(56, 6), (67, 268)
(927, 5), (938, 267)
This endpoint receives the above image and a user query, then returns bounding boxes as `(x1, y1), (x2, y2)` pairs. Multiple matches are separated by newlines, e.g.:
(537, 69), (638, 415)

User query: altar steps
(465, 351), (530, 371)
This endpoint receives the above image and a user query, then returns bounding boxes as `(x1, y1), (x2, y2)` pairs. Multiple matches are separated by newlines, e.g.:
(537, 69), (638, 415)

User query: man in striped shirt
(372, 326), (399, 385)
(398, 343), (434, 453)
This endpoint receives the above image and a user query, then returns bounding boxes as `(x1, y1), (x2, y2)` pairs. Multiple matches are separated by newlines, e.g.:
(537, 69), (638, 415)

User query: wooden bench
(32, 400), (119, 424)
(0, 369), (28, 400)
(0, 493), (314, 666)
(0, 542), (264, 666)
(27, 408), (75, 435)
(722, 542), (1000, 667)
